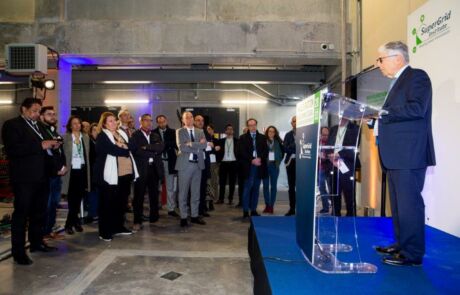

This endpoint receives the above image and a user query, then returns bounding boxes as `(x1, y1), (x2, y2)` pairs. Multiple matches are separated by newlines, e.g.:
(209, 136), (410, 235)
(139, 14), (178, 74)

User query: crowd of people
(1, 97), (361, 265)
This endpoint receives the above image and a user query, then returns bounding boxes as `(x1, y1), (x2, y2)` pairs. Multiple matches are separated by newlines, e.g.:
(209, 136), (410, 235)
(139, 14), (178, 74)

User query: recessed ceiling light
(105, 99), (149, 104)
(221, 100), (268, 105)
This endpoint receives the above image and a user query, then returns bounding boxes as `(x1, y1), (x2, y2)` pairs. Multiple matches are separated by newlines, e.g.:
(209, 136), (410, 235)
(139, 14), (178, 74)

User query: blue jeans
(45, 176), (62, 235)
(87, 189), (99, 218)
(263, 162), (279, 207)
(318, 170), (329, 210)
(243, 165), (261, 212)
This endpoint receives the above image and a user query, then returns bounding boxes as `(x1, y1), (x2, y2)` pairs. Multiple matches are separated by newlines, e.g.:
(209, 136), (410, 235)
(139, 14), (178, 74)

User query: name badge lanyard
(24, 119), (44, 140)
(74, 138), (83, 160)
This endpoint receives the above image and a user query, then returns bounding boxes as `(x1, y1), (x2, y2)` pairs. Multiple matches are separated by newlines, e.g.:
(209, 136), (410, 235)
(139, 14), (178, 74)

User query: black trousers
(66, 168), (87, 228)
(387, 168), (426, 261)
(329, 168), (355, 217)
(117, 175), (132, 230)
(219, 161), (238, 202)
(199, 168), (209, 215)
(11, 180), (49, 256)
(133, 164), (160, 224)
(286, 159), (296, 212)
(98, 175), (132, 237)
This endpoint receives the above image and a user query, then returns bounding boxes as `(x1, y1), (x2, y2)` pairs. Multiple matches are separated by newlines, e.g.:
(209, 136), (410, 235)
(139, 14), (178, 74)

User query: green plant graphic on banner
(412, 14), (425, 53)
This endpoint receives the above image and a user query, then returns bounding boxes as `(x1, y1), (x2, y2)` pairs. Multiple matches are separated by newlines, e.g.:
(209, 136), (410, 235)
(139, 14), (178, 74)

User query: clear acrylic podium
(310, 92), (386, 274)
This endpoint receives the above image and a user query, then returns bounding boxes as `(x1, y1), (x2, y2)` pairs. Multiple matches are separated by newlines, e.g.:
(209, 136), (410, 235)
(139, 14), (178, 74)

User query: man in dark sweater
(40, 106), (68, 240)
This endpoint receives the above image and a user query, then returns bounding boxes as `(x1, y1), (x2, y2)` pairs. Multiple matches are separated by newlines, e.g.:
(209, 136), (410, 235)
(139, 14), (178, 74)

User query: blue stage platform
(248, 217), (460, 295)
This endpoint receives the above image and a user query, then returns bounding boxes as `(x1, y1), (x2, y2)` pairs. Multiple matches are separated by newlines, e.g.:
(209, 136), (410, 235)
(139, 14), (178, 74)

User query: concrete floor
(0, 191), (292, 295)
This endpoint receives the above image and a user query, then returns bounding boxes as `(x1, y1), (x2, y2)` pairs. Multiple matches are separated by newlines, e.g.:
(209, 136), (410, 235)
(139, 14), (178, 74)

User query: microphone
(343, 65), (376, 83)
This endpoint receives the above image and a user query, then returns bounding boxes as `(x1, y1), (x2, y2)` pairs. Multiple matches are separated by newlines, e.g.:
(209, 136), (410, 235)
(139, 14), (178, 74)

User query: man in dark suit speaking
(373, 41), (436, 266)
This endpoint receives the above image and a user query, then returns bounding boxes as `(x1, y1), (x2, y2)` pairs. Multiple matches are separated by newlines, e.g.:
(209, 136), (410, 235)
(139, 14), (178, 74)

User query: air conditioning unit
(5, 44), (48, 75)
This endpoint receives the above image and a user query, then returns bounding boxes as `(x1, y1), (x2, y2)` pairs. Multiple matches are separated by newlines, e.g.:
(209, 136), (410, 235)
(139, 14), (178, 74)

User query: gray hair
(379, 41), (410, 63)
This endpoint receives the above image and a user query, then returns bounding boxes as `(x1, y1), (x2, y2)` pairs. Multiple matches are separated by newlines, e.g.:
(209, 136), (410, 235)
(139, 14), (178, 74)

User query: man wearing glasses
(372, 41), (436, 266)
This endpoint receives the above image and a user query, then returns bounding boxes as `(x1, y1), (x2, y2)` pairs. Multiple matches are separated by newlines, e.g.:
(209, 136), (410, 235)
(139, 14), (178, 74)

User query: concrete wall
(0, 0), (343, 66)
(361, 0), (428, 66)
(0, 0), (35, 23)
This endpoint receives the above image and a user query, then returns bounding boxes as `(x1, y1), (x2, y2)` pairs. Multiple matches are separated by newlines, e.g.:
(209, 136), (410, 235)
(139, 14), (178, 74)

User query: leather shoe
(65, 227), (74, 235)
(74, 224), (84, 233)
(375, 245), (400, 255)
(201, 212), (211, 218)
(191, 217), (206, 225)
(285, 210), (295, 216)
(382, 253), (422, 266)
(30, 243), (58, 253)
(251, 211), (260, 217)
(13, 254), (33, 265)
(180, 218), (189, 227)
(208, 201), (215, 211)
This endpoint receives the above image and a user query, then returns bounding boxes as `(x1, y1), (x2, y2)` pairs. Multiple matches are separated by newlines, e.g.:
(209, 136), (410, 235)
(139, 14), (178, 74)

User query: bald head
(290, 115), (296, 129)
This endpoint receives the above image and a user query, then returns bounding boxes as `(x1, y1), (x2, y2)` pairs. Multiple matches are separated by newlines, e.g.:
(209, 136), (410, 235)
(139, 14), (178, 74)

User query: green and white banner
(408, 0), (460, 237)
(295, 88), (326, 261)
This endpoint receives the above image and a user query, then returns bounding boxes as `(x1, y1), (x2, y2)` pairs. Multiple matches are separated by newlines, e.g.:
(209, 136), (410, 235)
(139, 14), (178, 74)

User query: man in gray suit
(175, 111), (208, 227)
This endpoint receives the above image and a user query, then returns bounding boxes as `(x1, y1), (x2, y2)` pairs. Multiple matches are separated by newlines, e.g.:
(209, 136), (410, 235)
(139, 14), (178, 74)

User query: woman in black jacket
(94, 112), (138, 241)
(61, 116), (91, 235)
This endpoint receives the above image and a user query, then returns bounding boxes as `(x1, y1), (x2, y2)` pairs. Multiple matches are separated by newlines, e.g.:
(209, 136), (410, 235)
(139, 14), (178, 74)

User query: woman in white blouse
(61, 116), (91, 235)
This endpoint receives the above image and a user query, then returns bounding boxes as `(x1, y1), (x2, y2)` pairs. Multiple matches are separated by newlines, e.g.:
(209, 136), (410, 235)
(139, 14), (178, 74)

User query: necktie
(30, 120), (43, 137)
(31, 122), (40, 133)
(190, 130), (197, 161)
(160, 130), (167, 159)
(252, 133), (257, 157)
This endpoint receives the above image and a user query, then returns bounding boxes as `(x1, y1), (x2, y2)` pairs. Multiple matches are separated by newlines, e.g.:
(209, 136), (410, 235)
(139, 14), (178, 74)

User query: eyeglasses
(376, 54), (398, 63)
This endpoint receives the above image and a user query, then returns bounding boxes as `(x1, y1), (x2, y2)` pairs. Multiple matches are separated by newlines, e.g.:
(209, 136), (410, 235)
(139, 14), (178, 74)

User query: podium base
(307, 244), (378, 274)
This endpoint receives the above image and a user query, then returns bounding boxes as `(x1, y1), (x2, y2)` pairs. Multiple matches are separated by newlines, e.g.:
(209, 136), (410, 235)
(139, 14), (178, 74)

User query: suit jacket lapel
(384, 66), (411, 108)
(22, 118), (43, 143)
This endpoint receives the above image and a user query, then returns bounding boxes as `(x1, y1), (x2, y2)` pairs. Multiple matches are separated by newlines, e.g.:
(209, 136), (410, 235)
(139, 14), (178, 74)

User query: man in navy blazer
(373, 41), (436, 266)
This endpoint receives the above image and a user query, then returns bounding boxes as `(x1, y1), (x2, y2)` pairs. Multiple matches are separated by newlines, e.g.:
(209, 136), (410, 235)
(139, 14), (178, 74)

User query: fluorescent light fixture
(0, 99), (13, 104)
(0, 82), (16, 85)
(101, 81), (152, 84)
(98, 66), (160, 70)
(220, 81), (270, 84)
(104, 99), (149, 104)
(221, 99), (268, 105)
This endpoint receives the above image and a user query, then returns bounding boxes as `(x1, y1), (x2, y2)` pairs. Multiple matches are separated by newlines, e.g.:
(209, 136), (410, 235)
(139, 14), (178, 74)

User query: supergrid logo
(411, 10), (452, 53)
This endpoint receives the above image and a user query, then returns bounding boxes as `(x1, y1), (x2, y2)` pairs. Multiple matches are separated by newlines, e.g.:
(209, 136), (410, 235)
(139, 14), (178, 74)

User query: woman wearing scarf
(94, 112), (139, 241)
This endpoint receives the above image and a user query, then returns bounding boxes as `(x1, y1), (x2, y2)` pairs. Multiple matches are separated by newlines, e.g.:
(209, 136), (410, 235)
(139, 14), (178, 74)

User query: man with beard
(40, 106), (68, 240)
